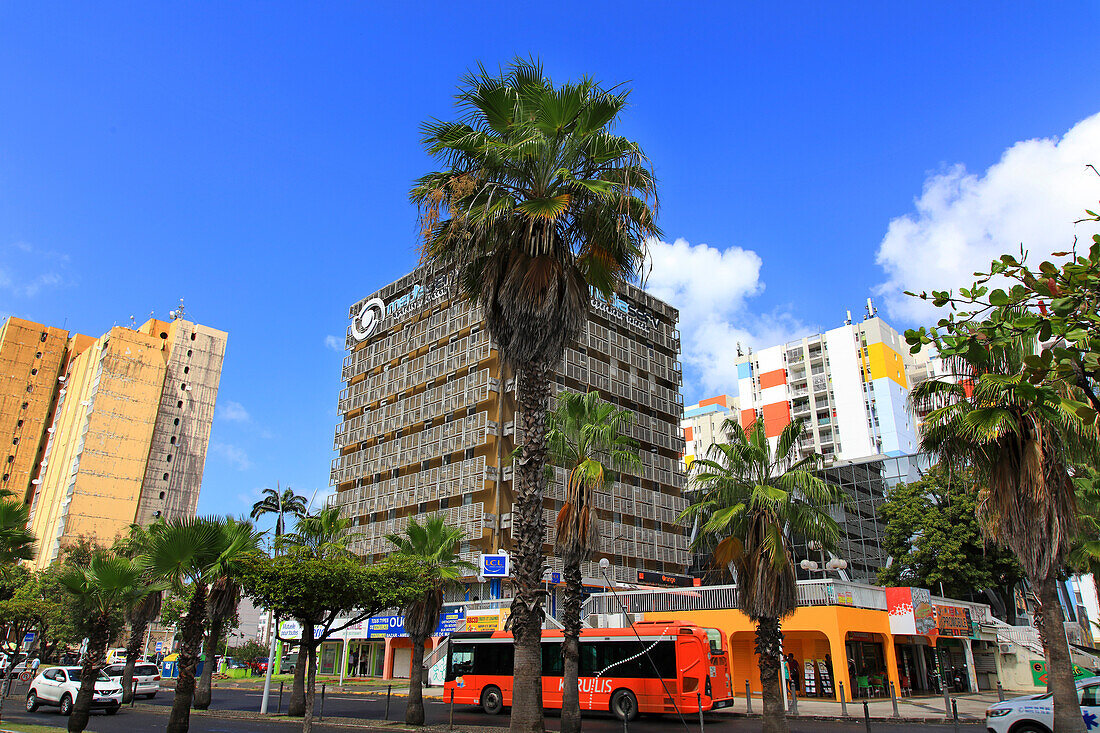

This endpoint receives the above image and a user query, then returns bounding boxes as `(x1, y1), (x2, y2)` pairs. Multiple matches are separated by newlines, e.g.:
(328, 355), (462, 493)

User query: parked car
(25, 667), (123, 716)
(104, 662), (161, 699)
(250, 658), (269, 675)
(985, 676), (1100, 733)
(281, 653), (298, 675)
(105, 648), (128, 665)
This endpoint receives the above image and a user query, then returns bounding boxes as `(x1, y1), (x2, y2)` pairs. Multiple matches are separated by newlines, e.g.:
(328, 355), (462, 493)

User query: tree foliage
(877, 465), (1023, 607)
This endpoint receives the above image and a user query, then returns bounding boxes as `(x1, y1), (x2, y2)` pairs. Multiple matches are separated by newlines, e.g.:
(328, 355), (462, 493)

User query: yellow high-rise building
(0, 315), (227, 569)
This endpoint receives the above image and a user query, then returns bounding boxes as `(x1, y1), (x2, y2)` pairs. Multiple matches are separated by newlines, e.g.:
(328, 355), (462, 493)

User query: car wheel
(59, 693), (73, 716)
(106, 704), (119, 715)
(610, 689), (638, 722)
(1011, 724), (1051, 733)
(26, 690), (39, 712)
(480, 685), (504, 715)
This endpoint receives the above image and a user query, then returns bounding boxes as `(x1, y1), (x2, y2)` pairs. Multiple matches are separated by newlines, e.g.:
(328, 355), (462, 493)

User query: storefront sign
(933, 605), (974, 638)
(1030, 661), (1091, 686)
(479, 552), (510, 580)
(636, 570), (696, 587)
(886, 587), (936, 636)
(365, 607), (466, 639)
(590, 290), (655, 331)
(465, 613), (501, 632)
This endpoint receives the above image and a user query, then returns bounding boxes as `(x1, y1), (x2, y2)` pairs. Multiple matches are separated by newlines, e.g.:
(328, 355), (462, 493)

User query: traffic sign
(22, 632), (35, 645)
(155, 641), (163, 653)
(19, 670), (32, 683)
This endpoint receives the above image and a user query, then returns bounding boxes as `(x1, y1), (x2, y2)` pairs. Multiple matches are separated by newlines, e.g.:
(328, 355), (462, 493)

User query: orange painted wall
(642, 604), (901, 701)
(758, 369), (787, 389)
(761, 402), (792, 438)
(740, 409), (757, 431)
(684, 426), (693, 442)
(699, 395), (729, 408)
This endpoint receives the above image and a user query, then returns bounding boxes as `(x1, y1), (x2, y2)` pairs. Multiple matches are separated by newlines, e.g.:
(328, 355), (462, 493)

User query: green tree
(877, 464), (1024, 616)
(0, 488), (35, 574)
(912, 335), (1099, 733)
(1068, 467), (1100, 613)
(905, 199), (1100, 419)
(385, 515), (474, 726)
(228, 638), (267, 665)
(250, 484), (308, 545)
(241, 555), (429, 733)
(544, 390), (639, 732)
(145, 516), (262, 733)
(411, 59), (658, 733)
(275, 505), (362, 717)
(0, 565), (48, 720)
(112, 521), (165, 703)
(57, 552), (153, 732)
(681, 419), (844, 733)
(25, 566), (83, 663)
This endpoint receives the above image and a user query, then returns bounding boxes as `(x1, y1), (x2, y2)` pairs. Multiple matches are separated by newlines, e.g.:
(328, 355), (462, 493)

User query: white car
(104, 662), (161, 699)
(25, 666), (123, 716)
(985, 677), (1100, 733)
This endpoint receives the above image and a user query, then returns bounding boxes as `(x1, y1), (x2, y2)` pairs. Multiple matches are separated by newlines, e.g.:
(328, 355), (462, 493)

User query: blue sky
(2, 3), (1099, 520)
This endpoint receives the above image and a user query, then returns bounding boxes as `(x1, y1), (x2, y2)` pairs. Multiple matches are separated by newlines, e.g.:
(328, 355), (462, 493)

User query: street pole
(260, 611), (278, 713)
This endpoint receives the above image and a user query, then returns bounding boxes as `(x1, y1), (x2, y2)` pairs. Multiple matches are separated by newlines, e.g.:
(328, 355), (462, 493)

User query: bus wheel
(610, 689), (638, 721)
(480, 685), (504, 715)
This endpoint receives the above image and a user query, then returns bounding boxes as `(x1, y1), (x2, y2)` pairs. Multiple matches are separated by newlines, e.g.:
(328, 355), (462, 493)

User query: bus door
(705, 629), (733, 706)
(675, 631), (710, 708)
(541, 641), (564, 709)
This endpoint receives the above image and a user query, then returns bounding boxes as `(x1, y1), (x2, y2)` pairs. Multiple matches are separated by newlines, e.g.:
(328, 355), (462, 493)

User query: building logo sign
(590, 290), (654, 331)
(350, 298), (386, 342)
(350, 274), (452, 343)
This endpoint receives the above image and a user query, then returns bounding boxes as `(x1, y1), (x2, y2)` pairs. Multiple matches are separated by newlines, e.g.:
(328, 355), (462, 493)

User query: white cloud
(211, 442), (252, 471)
(324, 335), (343, 352)
(875, 111), (1100, 323)
(217, 401), (251, 423)
(645, 237), (814, 398)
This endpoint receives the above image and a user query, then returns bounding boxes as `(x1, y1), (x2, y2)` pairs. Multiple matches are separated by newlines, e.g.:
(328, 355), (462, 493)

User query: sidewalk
(715, 691), (998, 723)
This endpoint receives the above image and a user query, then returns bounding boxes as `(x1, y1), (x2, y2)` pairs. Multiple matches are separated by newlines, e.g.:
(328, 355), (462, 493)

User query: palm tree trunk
(167, 583), (208, 733)
(560, 560), (583, 733)
(288, 620), (310, 717)
(68, 616), (109, 733)
(1038, 574), (1086, 733)
(121, 617), (149, 704)
(755, 617), (788, 733)
(193, 611), (225, 709)
(302, 633), (318, 733)
(406, 634), (428, 725)
(510, 364), (550, 733)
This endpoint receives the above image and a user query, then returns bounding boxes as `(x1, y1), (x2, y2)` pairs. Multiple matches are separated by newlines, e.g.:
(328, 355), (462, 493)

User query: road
(0, 687), (979, 732)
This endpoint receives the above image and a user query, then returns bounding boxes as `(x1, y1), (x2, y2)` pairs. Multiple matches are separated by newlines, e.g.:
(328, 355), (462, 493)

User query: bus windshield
(705, 629), (724, 655)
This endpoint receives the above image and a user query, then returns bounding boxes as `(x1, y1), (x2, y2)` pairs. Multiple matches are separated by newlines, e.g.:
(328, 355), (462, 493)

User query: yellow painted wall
(642, 604), (901, 701)
(863, 342), (908, 389)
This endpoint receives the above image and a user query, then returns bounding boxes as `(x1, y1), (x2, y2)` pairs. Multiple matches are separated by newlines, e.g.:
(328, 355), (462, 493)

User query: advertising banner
(886, 587), (935, 635)
(466, 613), (500, 632)
(933, 605), (974, 638)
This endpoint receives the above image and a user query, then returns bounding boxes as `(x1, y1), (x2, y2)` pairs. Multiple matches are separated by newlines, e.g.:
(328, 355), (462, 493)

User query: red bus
(443, 621), (733, 720)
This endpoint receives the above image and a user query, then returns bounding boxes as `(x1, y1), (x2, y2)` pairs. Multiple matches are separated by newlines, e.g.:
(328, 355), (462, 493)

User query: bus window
(705, 629), (724, 655)
(448, 647), (473, 680)
(542, 642), (563, 676)
(474, 643), (514, 675)
(579, 640), (676, 679)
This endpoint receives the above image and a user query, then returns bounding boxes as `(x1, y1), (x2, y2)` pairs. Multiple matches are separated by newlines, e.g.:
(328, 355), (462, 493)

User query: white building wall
(824, 325), (875, 460)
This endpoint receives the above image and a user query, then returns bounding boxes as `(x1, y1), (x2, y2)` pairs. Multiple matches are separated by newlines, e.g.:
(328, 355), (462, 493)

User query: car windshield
(135, 665), (159, 675)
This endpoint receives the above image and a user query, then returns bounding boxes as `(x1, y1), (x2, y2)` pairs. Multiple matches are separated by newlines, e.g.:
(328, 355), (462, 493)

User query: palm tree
(145, 516), (262, 733)
(1069, 467), (1100, 605)
(545, 390), (639, 733)
(277, 505), (363, 717)
(58, 552), (152, 733)
(411, 59), (658, 733)
(250, 484), (308, 547)
(112, 521), (165, 704)
(385, 516), (475, 726)
(681, 419), (844, 733)
(913, 337), (1098, 733)
(0, 489), (35, 574)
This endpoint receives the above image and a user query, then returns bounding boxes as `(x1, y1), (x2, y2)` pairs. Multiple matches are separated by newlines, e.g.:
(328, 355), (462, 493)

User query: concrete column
(882, 633), (901, 697)
(383, 637), (395, 680)
(963, 640), (979, 693)
(828, 632), (850, 702)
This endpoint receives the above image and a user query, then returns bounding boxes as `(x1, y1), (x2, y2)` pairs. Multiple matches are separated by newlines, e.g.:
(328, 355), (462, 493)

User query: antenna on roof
(736, 341), (743, 357)
(865, 298), (876, 319)
(169, 298), (186, 321)
(845, 310), (852, 325)
(129, 315), (136, 328)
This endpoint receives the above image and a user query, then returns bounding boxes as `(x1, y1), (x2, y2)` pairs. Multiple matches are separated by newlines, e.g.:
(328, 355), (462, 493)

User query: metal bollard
(996, 681), (1004, 701)
(839, 681), (848, 717)
(623, 706), (629, 733)
(952, 698), (959, 733)
(697, 692), (705, 733)
(449, 687), (455, 731)
(745, 680), (752, 714)
(319, 683), (326, 721)
(889, 680), (899, 718)
(385, 684), (392, 720)
(942, 680), (951, 717)
(278, 681), (284, 714)
(788, 682), (798, 716)
(862, 699), (871, 733)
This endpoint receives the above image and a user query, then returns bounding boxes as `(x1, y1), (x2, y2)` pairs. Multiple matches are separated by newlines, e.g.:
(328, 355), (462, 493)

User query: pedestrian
(30, 656), (40, 673)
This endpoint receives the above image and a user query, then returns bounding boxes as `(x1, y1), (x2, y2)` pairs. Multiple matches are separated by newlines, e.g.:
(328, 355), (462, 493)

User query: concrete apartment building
(733, 301), (929, 464)
(0, 314), (227, 569)
(330, 267), (689, 590)
(681, 394), (737, 468)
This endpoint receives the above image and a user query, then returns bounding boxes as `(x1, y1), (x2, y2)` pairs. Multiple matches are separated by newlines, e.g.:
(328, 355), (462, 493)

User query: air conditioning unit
(999, 643), (1015, 654)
